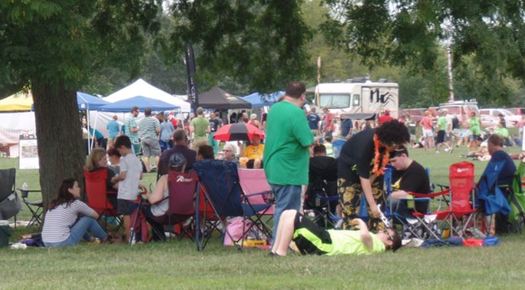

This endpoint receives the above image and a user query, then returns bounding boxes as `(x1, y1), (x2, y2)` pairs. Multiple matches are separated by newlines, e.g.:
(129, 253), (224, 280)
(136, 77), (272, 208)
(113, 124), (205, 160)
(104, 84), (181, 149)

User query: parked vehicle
(509, 107), (525, 115)
(400, 108), (426, 124)
(435, 100), (479, 124)
(314, 79), (399, 120)
(479, 108), (521, 128)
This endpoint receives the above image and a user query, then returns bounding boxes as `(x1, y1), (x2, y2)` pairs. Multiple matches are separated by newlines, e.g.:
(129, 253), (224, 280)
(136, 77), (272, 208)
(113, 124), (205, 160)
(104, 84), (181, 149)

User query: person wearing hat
(142, 152), (189, 241)
(270, 209), (401, 256)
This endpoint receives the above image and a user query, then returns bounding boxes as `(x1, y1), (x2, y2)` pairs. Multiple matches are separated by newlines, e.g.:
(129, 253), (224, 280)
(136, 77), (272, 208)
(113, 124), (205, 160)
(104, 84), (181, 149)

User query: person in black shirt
(208, 112), (222, 155)
(306, 144), (338, 211)
(388, 146), (431, 218)
(337, 120), (410, 231)
(157, 129), (196, 177)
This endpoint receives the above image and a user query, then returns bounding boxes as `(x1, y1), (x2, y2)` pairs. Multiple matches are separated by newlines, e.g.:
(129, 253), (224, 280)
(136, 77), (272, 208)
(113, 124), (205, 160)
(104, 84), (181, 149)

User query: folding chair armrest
(433, 184), (450, 191)
(411, 189), (449, 199)
(242, 190), (274, 203)
(398, 197), (431, 202)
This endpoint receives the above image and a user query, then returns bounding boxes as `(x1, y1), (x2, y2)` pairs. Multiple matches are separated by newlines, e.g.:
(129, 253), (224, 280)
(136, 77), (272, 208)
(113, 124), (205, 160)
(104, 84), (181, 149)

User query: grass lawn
(1, 147), (525, 289)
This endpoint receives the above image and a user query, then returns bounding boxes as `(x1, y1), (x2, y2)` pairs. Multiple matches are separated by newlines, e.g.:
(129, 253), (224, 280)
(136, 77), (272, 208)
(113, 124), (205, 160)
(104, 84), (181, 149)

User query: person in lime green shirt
(468, 111), (482, 149)
(436, 110), (451, 152)
(190, 107), (210, 148)
(270, 209), (401, 256)
(263, 81), (313, 242)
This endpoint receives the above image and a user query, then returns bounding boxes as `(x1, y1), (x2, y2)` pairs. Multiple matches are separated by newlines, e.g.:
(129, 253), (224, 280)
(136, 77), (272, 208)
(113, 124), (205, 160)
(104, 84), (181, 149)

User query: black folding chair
(0, 168), (21, 225)
(19, 189), (44, 227)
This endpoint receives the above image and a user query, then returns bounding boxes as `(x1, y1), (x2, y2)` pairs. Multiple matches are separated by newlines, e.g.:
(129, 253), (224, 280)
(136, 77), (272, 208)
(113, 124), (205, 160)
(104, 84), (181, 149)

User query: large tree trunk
(32, 80), (85, 208)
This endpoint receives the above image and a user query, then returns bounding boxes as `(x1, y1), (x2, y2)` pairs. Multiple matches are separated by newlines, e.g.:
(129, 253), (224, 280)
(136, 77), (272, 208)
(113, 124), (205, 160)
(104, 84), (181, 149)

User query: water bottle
(22, 182), (28, 191)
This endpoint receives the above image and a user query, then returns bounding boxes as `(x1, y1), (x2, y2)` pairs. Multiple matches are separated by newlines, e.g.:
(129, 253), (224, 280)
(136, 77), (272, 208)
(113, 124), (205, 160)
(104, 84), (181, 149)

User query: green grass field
(1, 148), (525, 289)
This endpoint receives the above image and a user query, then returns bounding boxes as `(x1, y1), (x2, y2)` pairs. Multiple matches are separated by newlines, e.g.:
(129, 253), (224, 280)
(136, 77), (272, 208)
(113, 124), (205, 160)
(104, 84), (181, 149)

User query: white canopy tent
(104, 78), (191, 113)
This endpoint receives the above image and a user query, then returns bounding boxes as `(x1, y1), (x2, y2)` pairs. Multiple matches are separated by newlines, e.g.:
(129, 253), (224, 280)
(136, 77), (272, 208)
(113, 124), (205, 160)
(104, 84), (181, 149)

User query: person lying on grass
(42, 178), (108, 247)
(270, 209), (401, 256)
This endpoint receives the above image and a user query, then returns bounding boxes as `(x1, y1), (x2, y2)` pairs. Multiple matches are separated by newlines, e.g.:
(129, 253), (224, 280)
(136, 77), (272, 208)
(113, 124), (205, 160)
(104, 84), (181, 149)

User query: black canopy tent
(198, 86), (251, 110)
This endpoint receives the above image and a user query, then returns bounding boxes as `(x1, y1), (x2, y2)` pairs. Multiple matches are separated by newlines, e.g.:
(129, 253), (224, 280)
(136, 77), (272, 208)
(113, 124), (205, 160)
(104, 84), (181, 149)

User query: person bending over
(270, 209), (401, 256)
(42, 179), (108, 247)
(337, 120), (410, 231)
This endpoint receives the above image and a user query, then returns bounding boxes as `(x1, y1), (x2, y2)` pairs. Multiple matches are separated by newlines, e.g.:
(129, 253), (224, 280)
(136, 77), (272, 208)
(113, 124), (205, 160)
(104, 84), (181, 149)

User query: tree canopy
(168, 0), (312, 93)
(322, 0), (525, 106)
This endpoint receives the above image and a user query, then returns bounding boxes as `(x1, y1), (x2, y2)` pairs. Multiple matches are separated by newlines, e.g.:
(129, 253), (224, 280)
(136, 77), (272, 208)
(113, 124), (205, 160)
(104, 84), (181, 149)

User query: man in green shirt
(190, 107), (210, 149)
(468, 111), (482, 149)
(124, 106), (141, 155)
(270, 209), (401, 256)
(263, 81), (313, 242)
(436, 110), (452, 153)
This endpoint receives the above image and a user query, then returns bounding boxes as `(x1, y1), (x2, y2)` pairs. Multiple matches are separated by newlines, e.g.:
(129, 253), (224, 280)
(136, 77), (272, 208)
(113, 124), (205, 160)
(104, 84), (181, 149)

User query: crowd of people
(39, 81), (524, 257)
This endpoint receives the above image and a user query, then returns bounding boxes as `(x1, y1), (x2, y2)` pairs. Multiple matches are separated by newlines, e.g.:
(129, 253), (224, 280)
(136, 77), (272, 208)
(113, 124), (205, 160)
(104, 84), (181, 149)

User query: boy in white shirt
(112, 135), (143, 242)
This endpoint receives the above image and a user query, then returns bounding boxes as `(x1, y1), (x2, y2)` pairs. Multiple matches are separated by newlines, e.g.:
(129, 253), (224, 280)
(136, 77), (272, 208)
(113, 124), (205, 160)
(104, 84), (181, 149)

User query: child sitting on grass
(111, 135), (143, 242)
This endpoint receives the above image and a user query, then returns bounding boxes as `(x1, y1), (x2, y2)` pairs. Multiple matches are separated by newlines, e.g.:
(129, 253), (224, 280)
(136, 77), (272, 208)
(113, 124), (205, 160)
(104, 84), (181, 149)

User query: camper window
(319, 94), (350, 108)
(352, 94), (360, 106)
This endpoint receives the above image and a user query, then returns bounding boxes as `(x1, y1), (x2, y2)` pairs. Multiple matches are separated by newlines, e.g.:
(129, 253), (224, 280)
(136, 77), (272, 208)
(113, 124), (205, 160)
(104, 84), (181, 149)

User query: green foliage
(322, 0), (525, 106)
(0, 0), (161, 89)
(168, 0), (312, 93)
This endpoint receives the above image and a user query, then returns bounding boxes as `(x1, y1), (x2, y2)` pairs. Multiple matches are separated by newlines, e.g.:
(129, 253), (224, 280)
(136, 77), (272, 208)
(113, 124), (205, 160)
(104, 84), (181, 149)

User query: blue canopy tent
(97, 96), (179, 112)
(77, 92), (109, 110)
(76, 92), (109, 152)
(241, 91), (284, 108)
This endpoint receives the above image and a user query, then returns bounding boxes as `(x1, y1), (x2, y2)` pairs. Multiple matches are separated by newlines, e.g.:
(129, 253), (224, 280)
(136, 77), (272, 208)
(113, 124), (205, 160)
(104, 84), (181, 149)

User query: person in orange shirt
(240, 135), (264, 168)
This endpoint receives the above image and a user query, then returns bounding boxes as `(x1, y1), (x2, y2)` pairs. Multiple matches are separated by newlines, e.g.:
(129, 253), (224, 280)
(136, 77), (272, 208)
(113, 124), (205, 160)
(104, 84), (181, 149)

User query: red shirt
(323, 113), (334, 132)
(420, 116), (433, 130)
(378, 114), (393, 125)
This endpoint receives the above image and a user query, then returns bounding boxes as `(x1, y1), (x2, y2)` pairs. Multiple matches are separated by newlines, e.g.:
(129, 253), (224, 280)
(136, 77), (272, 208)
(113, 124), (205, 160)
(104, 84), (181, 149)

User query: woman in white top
(42, 178), (108, 247)
(141, 153), (189, 241)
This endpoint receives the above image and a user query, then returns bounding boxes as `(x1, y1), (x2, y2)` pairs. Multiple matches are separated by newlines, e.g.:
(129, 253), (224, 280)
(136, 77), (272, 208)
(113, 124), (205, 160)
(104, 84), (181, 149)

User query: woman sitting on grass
(42, 178), (108, 247)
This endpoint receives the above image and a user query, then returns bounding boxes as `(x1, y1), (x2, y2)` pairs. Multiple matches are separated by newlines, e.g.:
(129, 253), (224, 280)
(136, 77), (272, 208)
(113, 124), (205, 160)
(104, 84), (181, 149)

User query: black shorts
(436, 130), (446, 144)
(117, 199), (139, 215)
(292, 213), (333, 255)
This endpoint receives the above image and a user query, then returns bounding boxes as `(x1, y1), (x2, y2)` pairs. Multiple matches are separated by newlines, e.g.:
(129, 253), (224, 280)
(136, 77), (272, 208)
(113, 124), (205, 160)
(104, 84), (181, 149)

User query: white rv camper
(314, 80), (399, 120)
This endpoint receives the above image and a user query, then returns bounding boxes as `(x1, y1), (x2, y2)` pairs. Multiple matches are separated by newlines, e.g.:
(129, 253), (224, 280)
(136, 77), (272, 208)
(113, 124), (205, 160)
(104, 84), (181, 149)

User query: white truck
(314, 80), (399, 120)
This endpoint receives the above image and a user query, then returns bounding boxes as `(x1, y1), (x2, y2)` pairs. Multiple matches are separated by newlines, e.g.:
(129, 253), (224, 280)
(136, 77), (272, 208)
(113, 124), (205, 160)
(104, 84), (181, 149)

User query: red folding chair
(84, 169), (121, 229)
(434, 161), (478, 238)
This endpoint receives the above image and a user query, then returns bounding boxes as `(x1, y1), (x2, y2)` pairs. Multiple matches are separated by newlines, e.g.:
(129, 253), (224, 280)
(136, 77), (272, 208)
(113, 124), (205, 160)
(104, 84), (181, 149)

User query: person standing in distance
(263, 81), (313, 242)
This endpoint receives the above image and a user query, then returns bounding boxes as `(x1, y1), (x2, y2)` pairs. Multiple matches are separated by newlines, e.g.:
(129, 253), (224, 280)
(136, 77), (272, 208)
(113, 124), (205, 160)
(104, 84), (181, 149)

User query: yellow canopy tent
(0, 90), (33, 112)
